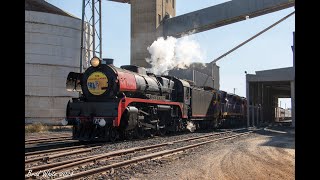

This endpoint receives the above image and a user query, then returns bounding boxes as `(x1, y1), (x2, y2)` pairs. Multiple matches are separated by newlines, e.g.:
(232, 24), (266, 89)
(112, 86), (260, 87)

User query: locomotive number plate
(87, 71), (108, 95)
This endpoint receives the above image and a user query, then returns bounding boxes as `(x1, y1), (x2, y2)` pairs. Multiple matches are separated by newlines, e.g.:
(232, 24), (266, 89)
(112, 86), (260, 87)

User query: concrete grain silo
(25, 0), (92, 125)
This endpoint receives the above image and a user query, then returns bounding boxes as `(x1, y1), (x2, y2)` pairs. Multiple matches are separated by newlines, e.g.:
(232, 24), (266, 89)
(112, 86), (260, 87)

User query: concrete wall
(212, 63), (220, 89)
(131, 0), (176, 67)
(247, 67), (294, 82)
(25, 10), (91, 125)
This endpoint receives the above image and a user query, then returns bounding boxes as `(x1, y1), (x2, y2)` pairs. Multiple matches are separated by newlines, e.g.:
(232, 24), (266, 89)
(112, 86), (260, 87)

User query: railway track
(25, 129), (252, 179)
(26, 133), (71, 141)
(25, 143), (103, 157)
(24, 134), (164, 155)
(25, 143), (104, 164)
(25, 135), (72, 145)
(25, 140), (88, 153)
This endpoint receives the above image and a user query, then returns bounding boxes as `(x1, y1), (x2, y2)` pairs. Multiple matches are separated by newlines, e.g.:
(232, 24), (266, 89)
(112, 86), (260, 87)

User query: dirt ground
(131, 126), (295, 180)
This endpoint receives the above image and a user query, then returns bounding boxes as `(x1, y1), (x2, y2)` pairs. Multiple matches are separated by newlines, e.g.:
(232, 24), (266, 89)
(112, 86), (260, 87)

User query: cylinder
(157, 105), (171, 111)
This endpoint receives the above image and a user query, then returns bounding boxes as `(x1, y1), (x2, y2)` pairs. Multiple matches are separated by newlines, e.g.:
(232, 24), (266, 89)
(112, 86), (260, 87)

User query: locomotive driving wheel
(109, 127), (118, 143)
(134, 126), (145, 139)
(158, 123), (167, 136)
(125, 130), (134, 140)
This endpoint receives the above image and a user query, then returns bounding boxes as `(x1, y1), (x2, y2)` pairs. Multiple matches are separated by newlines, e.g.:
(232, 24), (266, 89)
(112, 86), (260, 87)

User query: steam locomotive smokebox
(103, 58), (114, 65)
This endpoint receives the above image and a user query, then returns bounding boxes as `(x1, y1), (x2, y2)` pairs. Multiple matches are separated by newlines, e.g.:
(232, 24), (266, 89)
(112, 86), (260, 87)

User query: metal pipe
(80, 0), (86, 73)
(99, 0), (102, 58)
(193, 69), (196, 85)
(162, 0), (164, 21)
(92, 0), (96, 57)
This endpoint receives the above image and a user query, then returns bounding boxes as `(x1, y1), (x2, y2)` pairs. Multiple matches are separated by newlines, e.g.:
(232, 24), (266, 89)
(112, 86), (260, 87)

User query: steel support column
(251, 84), (255, 127)
(291, 31), (295, 127)
(80, 0), (102, 71)
(246, 81), (250, 127)
(291, 81), (295, 127)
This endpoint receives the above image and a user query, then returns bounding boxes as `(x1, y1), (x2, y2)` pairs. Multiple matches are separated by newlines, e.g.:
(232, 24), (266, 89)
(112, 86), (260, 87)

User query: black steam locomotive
(62, 57), (247, 141)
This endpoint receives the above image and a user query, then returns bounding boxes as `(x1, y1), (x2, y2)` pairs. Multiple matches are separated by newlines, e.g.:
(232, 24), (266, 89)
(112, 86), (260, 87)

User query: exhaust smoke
(146, 35), (206, 75)
(186, 121), (196, 132)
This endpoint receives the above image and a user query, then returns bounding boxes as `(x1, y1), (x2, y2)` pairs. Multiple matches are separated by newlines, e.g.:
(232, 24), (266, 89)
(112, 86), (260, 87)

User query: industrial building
(168, 62), (220, 89)
(246, 32), (295, 127)
(25, 0), (92, 124)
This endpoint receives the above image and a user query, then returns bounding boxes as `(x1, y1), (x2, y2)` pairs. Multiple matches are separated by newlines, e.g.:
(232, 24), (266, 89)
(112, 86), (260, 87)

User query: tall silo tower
(25, 0), (92, 124)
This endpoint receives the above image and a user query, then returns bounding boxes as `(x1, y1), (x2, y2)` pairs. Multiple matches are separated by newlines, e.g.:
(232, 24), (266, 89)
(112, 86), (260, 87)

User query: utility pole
(234, 88), (236, 94)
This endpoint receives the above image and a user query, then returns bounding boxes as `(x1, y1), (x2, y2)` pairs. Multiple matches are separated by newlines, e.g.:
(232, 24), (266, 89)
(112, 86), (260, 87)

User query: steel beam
(108, 0), (130, 4)
(160, 0), (295, 38)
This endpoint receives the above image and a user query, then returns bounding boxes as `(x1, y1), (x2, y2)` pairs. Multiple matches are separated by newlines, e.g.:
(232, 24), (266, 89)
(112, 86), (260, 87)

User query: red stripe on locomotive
(114, 97), (186, 127)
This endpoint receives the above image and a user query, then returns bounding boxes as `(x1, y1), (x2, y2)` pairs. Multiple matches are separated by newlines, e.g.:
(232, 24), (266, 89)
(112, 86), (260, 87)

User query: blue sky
(46, 0), (295, 107)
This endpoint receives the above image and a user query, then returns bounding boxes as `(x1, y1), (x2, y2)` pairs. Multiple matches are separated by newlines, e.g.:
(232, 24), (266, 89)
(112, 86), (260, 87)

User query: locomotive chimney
(103, 58), (114, 65)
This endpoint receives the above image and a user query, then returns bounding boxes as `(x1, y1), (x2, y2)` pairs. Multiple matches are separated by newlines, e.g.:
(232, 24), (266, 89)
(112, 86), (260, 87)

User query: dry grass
(25, 123), (49, 133)
(25, 123), (72, 133)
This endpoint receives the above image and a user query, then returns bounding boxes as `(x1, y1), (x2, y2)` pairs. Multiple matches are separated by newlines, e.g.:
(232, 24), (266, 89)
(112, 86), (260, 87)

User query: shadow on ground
(254, 125), (295, 149)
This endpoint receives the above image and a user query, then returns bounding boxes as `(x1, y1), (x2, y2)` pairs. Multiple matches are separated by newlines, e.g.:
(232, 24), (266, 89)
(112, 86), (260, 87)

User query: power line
(211, 11), (295, 64)
(202, 11), (295, 88)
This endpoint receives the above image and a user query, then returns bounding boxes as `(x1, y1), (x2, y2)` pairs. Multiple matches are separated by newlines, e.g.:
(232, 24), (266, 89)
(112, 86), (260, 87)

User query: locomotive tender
(62, 57), (247, 141)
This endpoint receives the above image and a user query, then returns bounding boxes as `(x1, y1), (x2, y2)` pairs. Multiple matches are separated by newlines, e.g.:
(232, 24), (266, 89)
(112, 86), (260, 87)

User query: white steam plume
(146, 35), (206, 75)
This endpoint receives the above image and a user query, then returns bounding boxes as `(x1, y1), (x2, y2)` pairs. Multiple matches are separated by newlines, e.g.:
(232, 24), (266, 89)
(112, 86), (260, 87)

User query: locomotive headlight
(90, 57), (101, 67)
